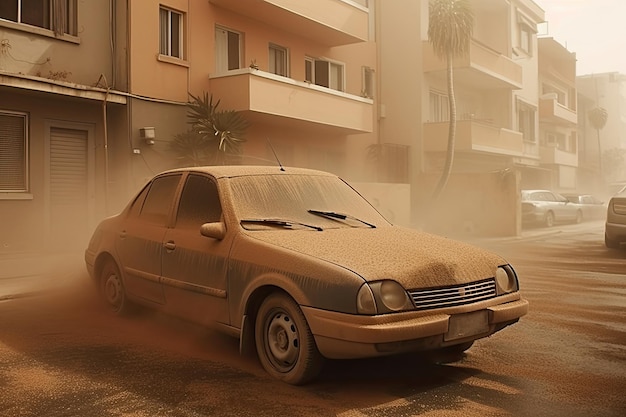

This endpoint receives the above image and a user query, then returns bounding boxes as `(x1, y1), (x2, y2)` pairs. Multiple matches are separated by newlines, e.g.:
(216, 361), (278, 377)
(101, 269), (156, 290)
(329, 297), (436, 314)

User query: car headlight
(495, 265), (519, 295)
(357, 284), (376, 314)
(356, 280), (413, 315)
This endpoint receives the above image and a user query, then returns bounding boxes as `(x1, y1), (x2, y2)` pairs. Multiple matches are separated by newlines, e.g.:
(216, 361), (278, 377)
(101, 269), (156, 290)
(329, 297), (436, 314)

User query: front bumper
(303, 293), (528, 359)
(605, 221), (626, 243)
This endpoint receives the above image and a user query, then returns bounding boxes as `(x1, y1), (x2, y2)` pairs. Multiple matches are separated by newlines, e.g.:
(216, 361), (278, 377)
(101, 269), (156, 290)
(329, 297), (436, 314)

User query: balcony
(539, 146), (578, 167)
(208, 69), (373, 134)
(423, 120), (524, 156)
(209, 0), (369, 46)
(539, 96), (577, 125)
(423, 39), (523, 90)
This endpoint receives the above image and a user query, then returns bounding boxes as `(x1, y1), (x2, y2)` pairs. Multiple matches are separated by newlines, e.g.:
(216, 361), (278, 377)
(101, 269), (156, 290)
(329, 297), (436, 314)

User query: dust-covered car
(561, 193), (607, 221)
(521, 189), (582, 227)
(85, 166), (529, 384)
(605, 185), (626, 249)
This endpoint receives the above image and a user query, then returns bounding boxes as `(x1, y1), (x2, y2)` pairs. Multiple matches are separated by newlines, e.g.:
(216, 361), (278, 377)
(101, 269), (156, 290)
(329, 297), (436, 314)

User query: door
(49, 127), (90, 249)
(161, 174), (231, 325)
(116, 173), (182, 305)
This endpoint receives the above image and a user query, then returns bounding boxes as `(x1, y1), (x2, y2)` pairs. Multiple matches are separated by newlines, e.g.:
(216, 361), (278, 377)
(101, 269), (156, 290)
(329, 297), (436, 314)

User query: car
(605, 185), (626, 249)
(85, 165), (529, 384)
(560, 193), (607, 221)
(521, 189), (583, 227)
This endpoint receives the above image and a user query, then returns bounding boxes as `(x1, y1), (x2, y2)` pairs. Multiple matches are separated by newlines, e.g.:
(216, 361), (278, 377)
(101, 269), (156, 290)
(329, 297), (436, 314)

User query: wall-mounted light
(140, 127), (156, 145)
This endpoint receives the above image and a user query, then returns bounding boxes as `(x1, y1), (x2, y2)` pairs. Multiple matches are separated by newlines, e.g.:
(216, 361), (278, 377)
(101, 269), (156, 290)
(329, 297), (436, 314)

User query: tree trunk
(432, 53), (457, 200)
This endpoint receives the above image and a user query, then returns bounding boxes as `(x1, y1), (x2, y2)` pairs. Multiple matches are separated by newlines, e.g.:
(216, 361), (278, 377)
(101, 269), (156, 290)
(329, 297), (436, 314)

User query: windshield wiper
(307, 210), (376, 228)
(241, 218), (323, 231)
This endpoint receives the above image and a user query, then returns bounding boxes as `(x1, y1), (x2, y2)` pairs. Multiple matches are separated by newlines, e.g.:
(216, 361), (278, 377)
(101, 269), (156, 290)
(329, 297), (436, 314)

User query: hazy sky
(536, 0), (626, 76)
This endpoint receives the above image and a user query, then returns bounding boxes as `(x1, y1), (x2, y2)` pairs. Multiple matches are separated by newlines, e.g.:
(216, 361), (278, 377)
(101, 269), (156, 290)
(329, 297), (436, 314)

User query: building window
(517, 12), (536, 56)
(362, 66), (375, 98)
(269, 43), (289, 77)
(429, 91), (450, 122)
(0, 111), (28, 192)
(305, 57), (345, 92)
(215, 26), (242, 72)
(159, 7), (184, 59)
(0, 0), (77, 36)
(517, 100), (536, 143)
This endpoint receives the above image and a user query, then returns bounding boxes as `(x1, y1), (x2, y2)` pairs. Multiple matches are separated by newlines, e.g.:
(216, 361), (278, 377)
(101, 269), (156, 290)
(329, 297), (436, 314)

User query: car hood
(245, 226), (507, 288)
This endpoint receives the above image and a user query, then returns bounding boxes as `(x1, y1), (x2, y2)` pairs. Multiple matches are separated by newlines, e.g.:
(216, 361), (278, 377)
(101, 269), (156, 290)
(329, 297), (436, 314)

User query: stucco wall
(414, 170), (521, 238)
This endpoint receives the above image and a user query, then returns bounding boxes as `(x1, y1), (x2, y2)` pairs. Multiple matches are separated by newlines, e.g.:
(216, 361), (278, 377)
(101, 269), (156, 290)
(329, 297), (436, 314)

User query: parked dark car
(605, 186), (626, 249)
(561, 193), (607, 221)
(85, 166), (528, 384)
(521, 189), (583, 227)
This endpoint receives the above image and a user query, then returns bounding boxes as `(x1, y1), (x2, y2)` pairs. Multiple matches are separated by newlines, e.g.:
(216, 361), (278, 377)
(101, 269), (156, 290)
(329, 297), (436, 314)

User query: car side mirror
(200, 222), (226, 240)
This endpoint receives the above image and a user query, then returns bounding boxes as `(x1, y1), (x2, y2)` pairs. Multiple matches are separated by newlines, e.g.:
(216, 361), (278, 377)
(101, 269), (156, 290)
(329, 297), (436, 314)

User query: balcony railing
(208, 69), (373, 134)
(209, 0), (369, 46)
(539, 97), (577, 125)
(423, 39), (523, 89)
(423, 119), (523, 156)
(539, 145), (578, 167)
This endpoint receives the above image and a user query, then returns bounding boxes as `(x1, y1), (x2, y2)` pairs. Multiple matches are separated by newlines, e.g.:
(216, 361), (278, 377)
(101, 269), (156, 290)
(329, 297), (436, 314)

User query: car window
(176, 174), (222, 228)
(541, 192), (554, 201)
(139, 174), (181, 225)
(229, 174), (388, 227)
(127, 184), (150, 218)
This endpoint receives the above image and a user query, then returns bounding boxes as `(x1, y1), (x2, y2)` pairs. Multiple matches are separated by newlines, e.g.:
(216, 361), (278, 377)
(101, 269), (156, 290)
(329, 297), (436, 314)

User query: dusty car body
(605, 186), (626, 249)
(561, 193), (607, 221)
(521, 189), (582, 227)
(85, 166), (528, 384)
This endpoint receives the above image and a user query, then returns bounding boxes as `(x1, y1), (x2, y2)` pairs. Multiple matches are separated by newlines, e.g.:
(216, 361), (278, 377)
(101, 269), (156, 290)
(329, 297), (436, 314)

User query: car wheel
(575, 210), (583, 224)
(544, 211), (555, 227)
(100, 259), (134, 315)
(255, 293), (324, 385)
(605, 233), (620, 249)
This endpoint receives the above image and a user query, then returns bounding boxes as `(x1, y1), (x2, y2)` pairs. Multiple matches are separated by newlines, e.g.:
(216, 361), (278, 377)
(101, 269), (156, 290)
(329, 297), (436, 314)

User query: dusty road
(0, 220), (624, 416)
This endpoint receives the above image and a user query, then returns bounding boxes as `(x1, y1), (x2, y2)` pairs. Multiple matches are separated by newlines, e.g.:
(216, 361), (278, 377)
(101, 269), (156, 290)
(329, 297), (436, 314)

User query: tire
(575, 210), (583, 224)
(605, 233), (620, 249)
(544, 211), (555, 227)
(431, 341), (474, 363)
(99, 259), (134, 315)
(439, 341), (474, 355)
(255, 293), (324, 385)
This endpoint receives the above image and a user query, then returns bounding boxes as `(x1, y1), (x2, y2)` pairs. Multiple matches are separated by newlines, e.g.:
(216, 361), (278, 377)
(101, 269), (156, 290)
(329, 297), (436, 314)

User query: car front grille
(409, 278), (497, 311)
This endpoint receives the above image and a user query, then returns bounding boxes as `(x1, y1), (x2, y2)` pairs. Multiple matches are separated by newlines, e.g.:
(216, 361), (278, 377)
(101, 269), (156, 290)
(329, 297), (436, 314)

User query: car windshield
(227, 173), (388, 229)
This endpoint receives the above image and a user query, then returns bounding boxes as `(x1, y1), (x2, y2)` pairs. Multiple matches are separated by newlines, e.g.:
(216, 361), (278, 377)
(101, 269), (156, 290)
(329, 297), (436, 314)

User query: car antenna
(267, 138), (285, 171)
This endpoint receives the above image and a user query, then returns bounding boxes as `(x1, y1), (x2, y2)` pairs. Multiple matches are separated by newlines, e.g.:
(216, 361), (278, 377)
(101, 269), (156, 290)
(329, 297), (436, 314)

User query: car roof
(160, 165), (337, 179)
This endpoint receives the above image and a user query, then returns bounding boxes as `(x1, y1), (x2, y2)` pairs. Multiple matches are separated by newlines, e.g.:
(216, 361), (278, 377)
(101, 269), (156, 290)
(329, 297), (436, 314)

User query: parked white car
(521, 189), (582, 227)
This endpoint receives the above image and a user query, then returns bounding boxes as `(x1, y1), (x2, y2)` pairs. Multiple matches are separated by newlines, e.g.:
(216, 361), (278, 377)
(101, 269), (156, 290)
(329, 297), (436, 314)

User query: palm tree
(588, 106), (608, 178)
(428, 0), (474, 200)
(171, 92), (249, 165)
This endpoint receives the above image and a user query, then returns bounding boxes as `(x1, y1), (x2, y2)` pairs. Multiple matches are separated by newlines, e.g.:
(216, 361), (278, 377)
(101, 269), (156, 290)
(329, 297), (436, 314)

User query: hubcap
(104, 273), (122, 307)
(266, 312), (299, 368)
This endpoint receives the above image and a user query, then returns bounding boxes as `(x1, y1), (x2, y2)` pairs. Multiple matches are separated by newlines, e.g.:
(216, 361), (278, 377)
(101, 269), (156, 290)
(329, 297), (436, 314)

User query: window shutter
(0, 113), (27, 192)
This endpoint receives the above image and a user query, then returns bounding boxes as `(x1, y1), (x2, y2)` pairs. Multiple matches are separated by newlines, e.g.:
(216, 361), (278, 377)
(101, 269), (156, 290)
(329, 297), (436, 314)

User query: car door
(160, 173), (232, 326)
(549, 191), (572, 221)
(116, 173), (182, 304)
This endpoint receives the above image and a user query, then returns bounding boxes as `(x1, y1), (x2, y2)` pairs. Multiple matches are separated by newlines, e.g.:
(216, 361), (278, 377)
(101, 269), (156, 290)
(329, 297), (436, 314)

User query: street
(0, 220), (624, 417)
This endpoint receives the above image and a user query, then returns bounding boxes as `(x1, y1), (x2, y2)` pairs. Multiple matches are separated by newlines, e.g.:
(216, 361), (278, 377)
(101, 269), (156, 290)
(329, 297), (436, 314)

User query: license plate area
(444, 310), (489, 341)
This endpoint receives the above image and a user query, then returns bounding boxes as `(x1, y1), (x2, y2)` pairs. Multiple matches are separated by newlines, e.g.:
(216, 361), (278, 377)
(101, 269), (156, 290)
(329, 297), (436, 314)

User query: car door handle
(164, 241), (176, 251)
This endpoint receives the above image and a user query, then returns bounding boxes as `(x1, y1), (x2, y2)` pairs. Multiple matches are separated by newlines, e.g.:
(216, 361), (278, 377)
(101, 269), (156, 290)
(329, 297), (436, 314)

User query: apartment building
(0, 0), (379, 253)
(0, 0), (128, 252)
(577, 72), (626, 191)
(376, 0), (544, 235)
(537, 36), (578, 190)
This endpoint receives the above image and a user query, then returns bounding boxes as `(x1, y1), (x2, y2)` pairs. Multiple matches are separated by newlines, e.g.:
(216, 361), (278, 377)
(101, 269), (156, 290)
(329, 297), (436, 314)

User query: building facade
(4, 0), (601, 253)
